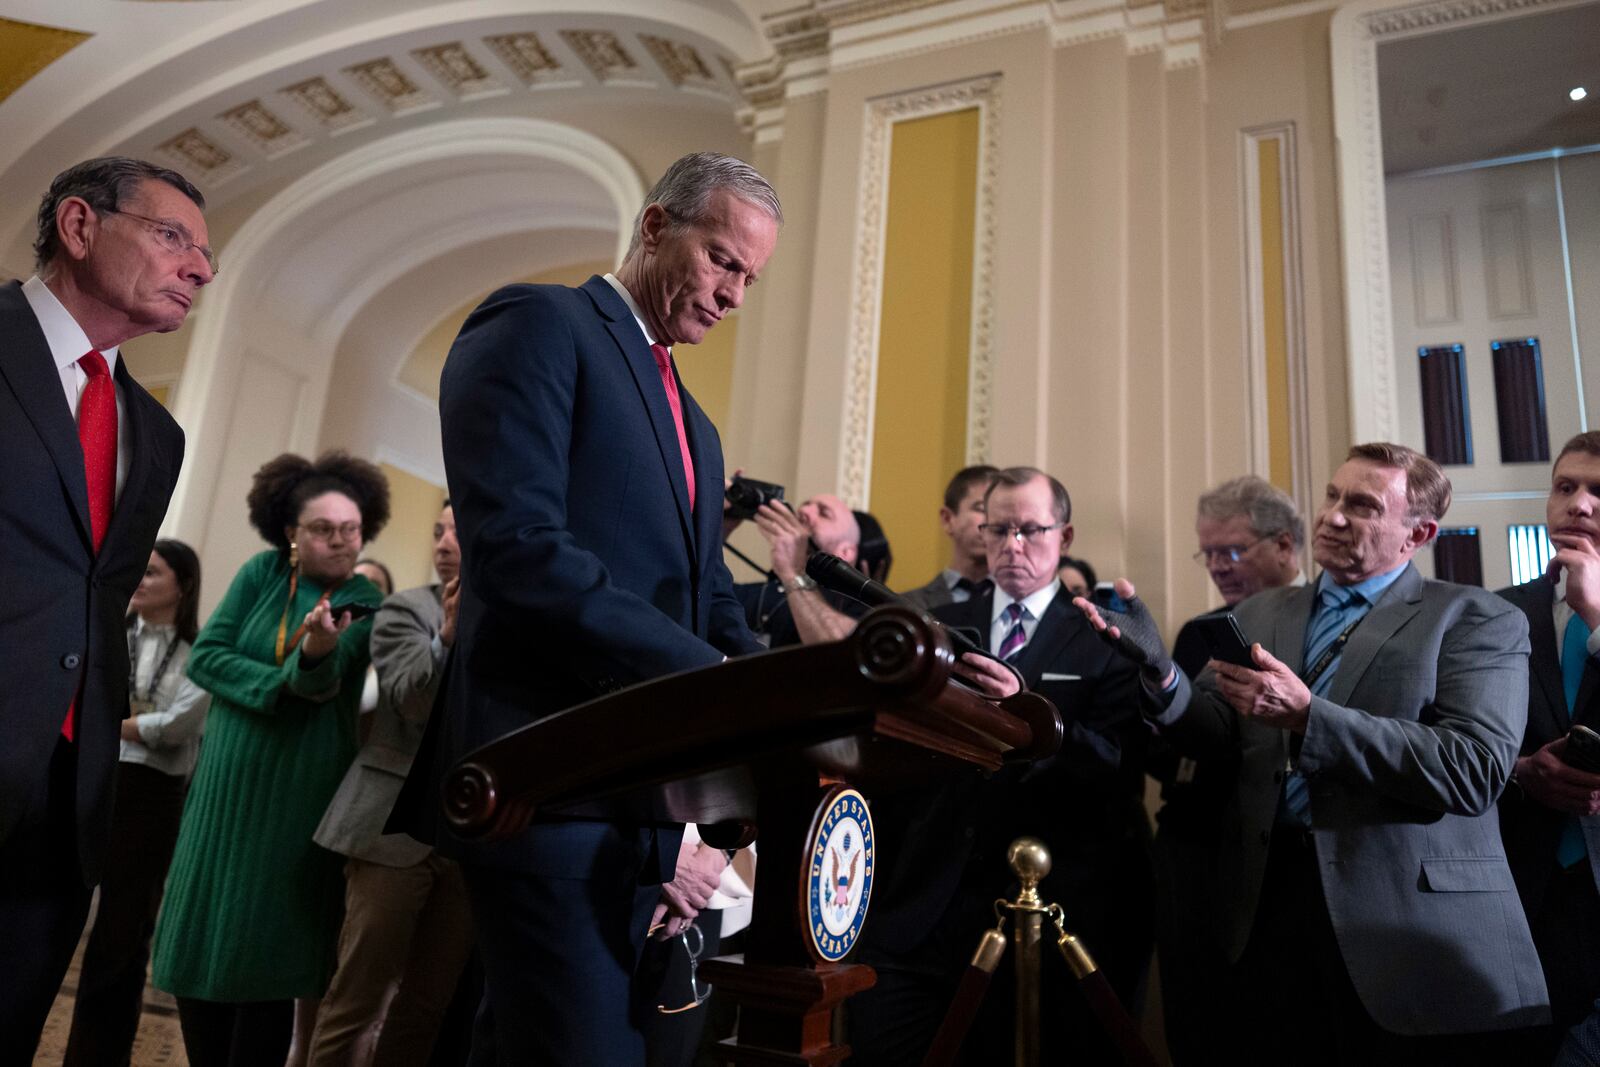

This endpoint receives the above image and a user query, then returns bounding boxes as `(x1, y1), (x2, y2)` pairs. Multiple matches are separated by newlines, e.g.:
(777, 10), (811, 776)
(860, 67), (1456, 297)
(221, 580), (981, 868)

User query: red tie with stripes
(650, 343), (695, 509)
(63, 349), (117, 740)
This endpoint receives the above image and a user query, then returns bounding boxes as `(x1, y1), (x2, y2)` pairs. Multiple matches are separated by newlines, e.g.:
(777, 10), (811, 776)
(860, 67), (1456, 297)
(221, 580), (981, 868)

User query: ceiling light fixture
(1573, 87), (1589, 102)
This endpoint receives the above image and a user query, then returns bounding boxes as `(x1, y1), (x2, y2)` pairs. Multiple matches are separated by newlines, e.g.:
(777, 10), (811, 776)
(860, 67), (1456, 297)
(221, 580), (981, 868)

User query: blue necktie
(1280, 586), (1364, 828)
(998, 602), (1029, 662)
(1558, 611), (1592, 868)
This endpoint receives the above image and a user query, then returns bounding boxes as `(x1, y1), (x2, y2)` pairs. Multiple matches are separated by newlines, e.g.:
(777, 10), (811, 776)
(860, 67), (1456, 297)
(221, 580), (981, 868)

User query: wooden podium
(442, 605), (1062, 1065)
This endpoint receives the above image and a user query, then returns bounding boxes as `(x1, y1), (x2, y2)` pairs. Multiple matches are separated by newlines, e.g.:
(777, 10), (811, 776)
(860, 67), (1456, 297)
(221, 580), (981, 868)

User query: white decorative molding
(838, 73), (1001, 508)
(1240, 122), (1314, 524)
(1329, 0), (1591, 444)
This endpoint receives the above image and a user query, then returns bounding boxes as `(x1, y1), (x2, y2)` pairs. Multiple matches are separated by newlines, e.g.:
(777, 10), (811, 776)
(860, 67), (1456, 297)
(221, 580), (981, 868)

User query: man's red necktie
(64, 349), (116, 740)
(650, 344), (695, 510)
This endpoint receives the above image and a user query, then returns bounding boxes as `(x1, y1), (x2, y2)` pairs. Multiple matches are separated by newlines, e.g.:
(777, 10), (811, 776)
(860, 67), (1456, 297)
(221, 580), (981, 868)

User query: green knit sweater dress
(151, 550), (380, 1001)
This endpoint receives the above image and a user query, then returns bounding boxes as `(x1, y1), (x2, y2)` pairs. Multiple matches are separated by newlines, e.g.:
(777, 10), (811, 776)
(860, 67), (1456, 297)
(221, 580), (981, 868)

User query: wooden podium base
(699, 955), (876, 1066)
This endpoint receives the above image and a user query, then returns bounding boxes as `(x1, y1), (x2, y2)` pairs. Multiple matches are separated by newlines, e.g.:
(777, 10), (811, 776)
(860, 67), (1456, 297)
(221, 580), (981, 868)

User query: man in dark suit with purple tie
(0, 157), (205, 1055)
(399, 153), (781, 1064)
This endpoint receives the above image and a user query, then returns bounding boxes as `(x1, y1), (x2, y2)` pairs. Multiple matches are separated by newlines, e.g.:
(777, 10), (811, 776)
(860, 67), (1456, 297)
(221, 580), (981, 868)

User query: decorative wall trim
(1329, 0), (1591, 444)
(1240, 122), (1314, 523)
(838, 73), (1001, 508)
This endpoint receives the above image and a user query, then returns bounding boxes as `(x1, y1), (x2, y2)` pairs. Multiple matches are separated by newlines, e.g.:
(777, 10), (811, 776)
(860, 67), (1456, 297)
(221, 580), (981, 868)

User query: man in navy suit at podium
(401, 153), (781, 1064)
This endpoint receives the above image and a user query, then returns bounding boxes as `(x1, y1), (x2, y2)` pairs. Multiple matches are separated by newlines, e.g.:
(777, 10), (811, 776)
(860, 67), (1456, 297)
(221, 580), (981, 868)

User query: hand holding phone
(329, 601), (380, 622)
(1194, 613), (1256, 669)
(1564, 725), (1600, 775)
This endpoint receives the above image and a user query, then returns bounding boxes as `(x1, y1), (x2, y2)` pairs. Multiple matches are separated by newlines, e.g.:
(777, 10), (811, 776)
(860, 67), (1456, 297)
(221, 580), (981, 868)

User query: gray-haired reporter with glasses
(1154, 475), (1305, 1065)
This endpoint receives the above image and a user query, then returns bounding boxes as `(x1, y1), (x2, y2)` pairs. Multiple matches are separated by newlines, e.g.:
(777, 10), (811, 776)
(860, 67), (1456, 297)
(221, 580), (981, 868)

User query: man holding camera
(1078, 442), (1546, 1062)
(1498, 430), (1600, 1057)
(726, 487), (863, 647)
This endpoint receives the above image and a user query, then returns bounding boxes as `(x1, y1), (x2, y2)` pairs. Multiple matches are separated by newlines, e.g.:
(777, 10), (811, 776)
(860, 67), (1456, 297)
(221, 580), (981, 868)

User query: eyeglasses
(300, 520), (362, 543)
(103, 209), (220, 274)
(1192, 539), (1264, 565)
(978, 522), (1063, 545)
(656, 922), (713, 1015)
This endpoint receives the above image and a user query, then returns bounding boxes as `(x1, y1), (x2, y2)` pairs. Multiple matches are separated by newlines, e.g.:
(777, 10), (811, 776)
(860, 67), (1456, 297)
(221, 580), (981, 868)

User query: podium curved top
(442, 605), (1063, 841)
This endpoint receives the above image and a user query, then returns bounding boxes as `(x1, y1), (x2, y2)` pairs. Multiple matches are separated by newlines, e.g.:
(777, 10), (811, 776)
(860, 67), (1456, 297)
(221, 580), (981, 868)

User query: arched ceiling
(0, 0), (775, 270)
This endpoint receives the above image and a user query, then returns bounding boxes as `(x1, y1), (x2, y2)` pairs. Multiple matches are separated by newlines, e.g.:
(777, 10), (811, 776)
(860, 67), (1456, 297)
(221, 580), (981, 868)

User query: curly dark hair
(246, 451), (391, 552)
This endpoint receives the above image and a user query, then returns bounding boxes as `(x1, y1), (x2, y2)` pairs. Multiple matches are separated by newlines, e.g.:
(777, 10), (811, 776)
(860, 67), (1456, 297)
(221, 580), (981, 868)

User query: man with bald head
(1, 157), (205, 1052)
(731, 491), (864, 647)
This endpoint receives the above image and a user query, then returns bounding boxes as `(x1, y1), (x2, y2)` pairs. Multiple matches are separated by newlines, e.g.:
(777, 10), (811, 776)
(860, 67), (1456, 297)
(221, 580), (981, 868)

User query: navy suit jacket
(399, 276), (761, 880)
(1497, 578), (1600, 913)
(0, 280), (185, 885)
(861, 586), (1148, 972)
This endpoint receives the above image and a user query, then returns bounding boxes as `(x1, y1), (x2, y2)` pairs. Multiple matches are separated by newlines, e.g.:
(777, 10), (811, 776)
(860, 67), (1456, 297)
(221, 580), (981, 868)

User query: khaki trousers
(306, 854), (473, 1067)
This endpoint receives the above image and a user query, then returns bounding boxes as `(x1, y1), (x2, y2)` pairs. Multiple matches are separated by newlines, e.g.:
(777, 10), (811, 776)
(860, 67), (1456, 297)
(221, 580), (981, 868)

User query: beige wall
(725, 8), (1350, 635)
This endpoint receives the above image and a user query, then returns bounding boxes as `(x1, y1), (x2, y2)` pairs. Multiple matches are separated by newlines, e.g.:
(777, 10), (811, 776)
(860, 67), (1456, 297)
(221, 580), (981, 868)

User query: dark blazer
(862, 585), (1148, 975)
(399, 277), (761, 878)
(0, 280), (185, 886)
(899, 572), (953, 612)
(1156, 564), (1548, 1034)
(1496, 580), (1600, 933)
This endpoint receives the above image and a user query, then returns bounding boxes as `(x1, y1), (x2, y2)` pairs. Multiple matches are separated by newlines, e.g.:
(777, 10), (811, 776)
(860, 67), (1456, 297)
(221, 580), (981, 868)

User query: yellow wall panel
(871, 108), (980, 588)
(1258, 139), (1294, 493)
(375, 461), (447, 593)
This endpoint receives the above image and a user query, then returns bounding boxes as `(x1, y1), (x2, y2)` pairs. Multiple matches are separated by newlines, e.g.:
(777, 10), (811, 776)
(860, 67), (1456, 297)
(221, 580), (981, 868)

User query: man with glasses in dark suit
(0, 157), (206, 1054)
(851, 466), (1149, 1066)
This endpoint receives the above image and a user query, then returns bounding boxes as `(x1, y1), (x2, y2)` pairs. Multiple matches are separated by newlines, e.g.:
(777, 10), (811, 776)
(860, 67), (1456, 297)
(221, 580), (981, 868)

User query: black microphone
(805, 551), (901, 608)
(804, 552), (1012, 677)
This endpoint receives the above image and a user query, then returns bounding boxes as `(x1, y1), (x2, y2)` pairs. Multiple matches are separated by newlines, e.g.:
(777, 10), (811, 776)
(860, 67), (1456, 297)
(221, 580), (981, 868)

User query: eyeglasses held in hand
(656, 922), (713, 1014)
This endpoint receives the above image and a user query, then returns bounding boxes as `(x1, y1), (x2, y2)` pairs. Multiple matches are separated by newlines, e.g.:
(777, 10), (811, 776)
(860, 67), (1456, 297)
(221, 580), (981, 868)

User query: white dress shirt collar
(602, 272), (660, 350)
(22, 275), (121, 374)
(992, 578), (1061, 627)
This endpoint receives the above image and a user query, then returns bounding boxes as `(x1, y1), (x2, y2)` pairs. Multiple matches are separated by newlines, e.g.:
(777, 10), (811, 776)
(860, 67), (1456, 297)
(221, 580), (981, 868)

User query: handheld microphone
(805, 551), (901, 609)
(804, 552), (1013, 677)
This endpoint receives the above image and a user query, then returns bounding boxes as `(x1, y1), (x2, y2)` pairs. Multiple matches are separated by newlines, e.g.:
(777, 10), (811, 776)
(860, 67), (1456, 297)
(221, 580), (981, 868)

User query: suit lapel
(1013, 592), (1077, 685)
(583, 277), (696, 557)
(943, 590), (994, 653)
(1327, 564), (1423, 707)
(1269, 584), (1315, 676)
(0, 282), (94, 550)
(1509, 579), (1572, 740)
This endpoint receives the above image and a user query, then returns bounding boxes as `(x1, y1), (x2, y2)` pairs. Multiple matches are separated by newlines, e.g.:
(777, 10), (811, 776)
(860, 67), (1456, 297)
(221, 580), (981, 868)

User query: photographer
(723, 477), (865, 647)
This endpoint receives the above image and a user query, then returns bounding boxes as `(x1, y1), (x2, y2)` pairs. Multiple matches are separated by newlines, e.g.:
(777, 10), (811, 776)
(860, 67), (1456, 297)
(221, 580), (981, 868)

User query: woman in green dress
(152, 451), (390, 1067)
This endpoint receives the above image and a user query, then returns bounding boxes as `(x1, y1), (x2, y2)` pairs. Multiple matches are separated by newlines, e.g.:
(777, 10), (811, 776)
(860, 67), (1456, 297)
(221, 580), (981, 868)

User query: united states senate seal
(804, 786), (874, 962)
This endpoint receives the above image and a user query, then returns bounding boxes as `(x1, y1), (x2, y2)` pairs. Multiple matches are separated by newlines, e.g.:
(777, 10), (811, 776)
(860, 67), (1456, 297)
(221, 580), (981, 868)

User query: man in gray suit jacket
(901, 465), (996, 610)
(308, 502), (472, 1064)
(1080, 443), (1547, 1064)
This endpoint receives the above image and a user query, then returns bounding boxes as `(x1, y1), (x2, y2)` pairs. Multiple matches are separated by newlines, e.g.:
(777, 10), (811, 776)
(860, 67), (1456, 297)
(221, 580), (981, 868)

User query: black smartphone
(1090, 582), (1128, 613)
(1565, 724), (1600, 774)
(330, 601), (379, 621)
(1193, 613), (1256, 669)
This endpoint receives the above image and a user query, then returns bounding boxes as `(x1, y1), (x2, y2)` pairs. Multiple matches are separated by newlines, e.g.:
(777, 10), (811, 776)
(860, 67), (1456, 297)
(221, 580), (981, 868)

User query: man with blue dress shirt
(1078, 442), (1547, 1064)
(1498, 430), (1600, 1059)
